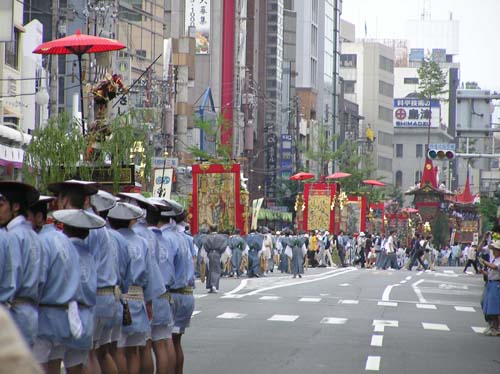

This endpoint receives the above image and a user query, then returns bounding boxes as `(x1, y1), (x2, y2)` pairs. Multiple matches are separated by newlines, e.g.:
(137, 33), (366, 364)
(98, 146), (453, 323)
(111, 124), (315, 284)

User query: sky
(342, 0), (500, 92)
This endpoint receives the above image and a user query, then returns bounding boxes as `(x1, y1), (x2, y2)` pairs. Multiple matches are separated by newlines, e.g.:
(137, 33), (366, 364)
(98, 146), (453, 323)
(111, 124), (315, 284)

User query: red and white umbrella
(33, 30), (126, 134)
(289, 172), (315, 181)
(363, 179), (385, 187)
(326, 172), (351, 180)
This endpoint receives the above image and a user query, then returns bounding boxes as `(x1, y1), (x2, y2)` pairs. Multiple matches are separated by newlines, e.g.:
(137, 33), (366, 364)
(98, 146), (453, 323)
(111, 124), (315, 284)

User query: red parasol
(33, 29), (126, 135)
(401, 207), (418, 213)
(326, 172), (351, 179)
(363, 179), (385, 187)
(289, 172), (315, 181)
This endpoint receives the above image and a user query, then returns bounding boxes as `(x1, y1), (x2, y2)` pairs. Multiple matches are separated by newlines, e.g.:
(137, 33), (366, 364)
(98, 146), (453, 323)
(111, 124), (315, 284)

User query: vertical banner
(153, 168), (174, 199)
(185, 0), (210, 54)
(251, 198), (264, 230)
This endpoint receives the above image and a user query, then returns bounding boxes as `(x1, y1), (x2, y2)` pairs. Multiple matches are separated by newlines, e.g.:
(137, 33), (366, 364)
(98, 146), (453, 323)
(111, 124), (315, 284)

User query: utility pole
(49, 0), (59, 117)
(294, 96), (301, 172)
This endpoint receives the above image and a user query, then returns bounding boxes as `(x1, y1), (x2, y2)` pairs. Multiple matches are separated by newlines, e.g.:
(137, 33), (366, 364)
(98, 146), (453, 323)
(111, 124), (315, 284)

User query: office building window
(311, 58), (317, 86)
(340, 54), (357, 68)
(396, 144), (403, 158)
(416, 144), (423, 158)
(311, 24), (318, 57)
(415, 170), (422, 184)
(378, 156), (393, 172)
(344, 80), (355, 94)
(395, 171), (403, 188)
(379, 80), (394, 97)
(5, 29), (19, 69)
(379, 55), (394, 73)
(378, 105), (393, 123)
(378, 131), (393, 147)
(404, 77), (419, 84)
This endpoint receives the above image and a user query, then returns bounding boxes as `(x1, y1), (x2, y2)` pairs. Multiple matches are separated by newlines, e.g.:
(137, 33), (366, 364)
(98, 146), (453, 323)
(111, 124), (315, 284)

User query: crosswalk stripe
(371, 335), (384, 347)
(216, 312), (246, 319)
(365, 356), (381, 371)
(192, 311), (201, 316)
(416, 303), (437, 310)
(339, 299), (359, 304)
(259, 296), (281, 301)
(194, 294), (207, 299)
(422, 322), (449, 331)
(268, 314), (299, 322)
(378, 301), (398, 307)
(471, 326), (487, 334)
(454, 306), (475, 312)
(299, 297), (321, 303)
(321, 317), (347, 325)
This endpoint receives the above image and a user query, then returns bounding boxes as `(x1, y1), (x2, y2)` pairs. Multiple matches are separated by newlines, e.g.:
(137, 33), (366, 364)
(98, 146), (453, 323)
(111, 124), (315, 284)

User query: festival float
(447, 171), (480, 244)
(189, 163), (249, 235)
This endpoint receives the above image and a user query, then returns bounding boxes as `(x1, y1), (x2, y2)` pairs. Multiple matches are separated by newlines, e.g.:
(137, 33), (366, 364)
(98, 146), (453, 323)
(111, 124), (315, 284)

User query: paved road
(183, 267), (499, 374)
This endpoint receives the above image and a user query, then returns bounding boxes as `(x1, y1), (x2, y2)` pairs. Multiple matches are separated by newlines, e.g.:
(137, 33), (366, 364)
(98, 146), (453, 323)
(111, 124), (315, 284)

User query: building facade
(340, 40), (395, 182)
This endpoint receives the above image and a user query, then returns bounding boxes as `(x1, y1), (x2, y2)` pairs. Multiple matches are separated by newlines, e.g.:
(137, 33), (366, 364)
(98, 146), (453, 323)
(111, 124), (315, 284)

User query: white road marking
(374, 325), (385, 332)
(472, 326), (487, 334)
(224, 278), (250, 296)
(422, 322), (449, 331)
(400, 280), (407, 284)
(405, 276), (412, 280)
(434, 273), (459, 278)
(192, 311), (201, 316)
(216, 312), (246, 319)
(365, 356), (381, 371)
(320, 293), (329, 296)
(373, 320), (398, 328)
(371, 335), (384, 347)
(416, 303), (437, 310)
(299, 297), (322, 303)
(378, 301), (398, 307)
(259, 296), (281, 301)
(237, 268), (356, 297)
(340, 283), (350, 287)
(412, 279), (427, 303)
(268, 314), (299, 322)
(438, 283), (468, 290)
(443, 270), (455, 274)
(454, 306), (476, 312)
(339, 299), (359, 304)
(382, 284), (400, 301)
(194, 294), (207, 299)
(417, 271), (424, 276)
(321, 317), (348, 325)
(220, 294), (244, 299)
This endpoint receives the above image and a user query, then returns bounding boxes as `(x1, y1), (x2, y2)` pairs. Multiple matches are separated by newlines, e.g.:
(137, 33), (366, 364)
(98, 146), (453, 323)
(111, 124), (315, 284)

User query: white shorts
(93, 317), (113, 349)
(32, 337), (65, 364)
(110, 324), (121, 343)
(63, 348), (89, 368)
(151, 325), (173, 341)
(117, 331), (147, 348)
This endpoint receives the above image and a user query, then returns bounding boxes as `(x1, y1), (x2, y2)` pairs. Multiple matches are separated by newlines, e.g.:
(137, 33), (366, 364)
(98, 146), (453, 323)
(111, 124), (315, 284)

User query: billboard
(185, 0), (210, 54)
(393, 98), (441, 128)
(280, 134), (293, 179)
(153, 168), (174, 198)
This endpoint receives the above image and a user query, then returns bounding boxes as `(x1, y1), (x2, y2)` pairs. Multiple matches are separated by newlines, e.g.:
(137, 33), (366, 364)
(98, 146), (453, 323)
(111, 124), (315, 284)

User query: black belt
(488, 280), (500, 282)
(39, 302), (91, 309)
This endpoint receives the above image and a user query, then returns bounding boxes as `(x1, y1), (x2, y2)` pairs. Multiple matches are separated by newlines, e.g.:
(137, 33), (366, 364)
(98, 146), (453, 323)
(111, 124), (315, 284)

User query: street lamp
(35, 89), (49, 128)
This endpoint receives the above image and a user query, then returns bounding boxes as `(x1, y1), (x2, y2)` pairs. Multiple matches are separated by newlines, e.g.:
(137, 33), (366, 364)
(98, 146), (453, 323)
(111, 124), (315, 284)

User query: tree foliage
(479, 194), (500, 234)
(303, 122), (337, 176)
(417, 56), (448, 100)
(188, 114), (232, 165)
(431, 211), (450, 249)
(23, 113), (89, 192)
(23, 110), (153, 193)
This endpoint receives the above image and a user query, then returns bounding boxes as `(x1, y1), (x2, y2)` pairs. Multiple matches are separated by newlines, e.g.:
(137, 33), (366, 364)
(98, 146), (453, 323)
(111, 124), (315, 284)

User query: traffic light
(427, 149), (455, 160)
